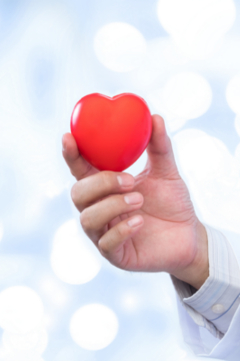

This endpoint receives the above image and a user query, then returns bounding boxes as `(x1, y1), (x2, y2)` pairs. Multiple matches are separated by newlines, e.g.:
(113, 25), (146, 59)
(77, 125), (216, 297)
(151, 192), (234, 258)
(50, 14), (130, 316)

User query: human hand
(62, 115), (209, 289)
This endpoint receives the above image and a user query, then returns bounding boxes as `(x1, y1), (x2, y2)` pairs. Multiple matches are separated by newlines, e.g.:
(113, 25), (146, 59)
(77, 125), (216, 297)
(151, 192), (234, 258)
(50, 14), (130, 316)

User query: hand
(62, 115), (209, 289)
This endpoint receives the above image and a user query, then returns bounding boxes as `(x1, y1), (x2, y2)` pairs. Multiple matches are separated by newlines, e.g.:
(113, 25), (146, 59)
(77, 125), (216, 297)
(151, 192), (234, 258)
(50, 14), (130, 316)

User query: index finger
(62, 133), (98, 180)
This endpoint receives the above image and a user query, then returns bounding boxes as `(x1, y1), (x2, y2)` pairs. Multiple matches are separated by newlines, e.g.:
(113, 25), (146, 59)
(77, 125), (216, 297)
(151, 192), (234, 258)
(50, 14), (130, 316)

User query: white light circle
(162, 72), (212, 120)
(157, 0), (236, 37)
(157, 0), (236, 59)
(173, 129), (232, 180)
(70, 304), (119, 350)
(148, 89), (188, 132)
(2, 327), (48, 355)
(40, 277), (68, 307)
(235, 143), (240, 161)
(94, 22), (147, 72)
(234, 115), (240, 137)
(0, 352), (45, 361)
(0, 286), (44, 334)
(120, 292), (141, 312)
(226, 74), (240, 115)
(173, 129), (240, 233)
(51, 220), (101, 284)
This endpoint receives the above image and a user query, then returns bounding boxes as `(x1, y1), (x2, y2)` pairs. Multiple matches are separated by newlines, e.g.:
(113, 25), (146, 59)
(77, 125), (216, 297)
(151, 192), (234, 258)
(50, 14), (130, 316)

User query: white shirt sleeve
(170, 223), (240, 339)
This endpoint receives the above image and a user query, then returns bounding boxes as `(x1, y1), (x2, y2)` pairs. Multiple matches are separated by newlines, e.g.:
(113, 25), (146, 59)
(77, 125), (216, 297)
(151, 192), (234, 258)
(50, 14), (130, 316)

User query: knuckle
(80, 209), (92, 231)
(114, 223), (125, 239)
(99, 238), (109, 255)
(71, 181), (86, 209)
(70, 183), (78, 205)
(100, 171), (115, 190)
(70, 168), (77, 178)
(108, 193), (121, 207)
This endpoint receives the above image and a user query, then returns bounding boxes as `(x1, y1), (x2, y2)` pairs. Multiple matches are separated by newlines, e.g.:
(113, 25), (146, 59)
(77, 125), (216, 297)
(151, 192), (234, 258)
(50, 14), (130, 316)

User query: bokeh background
(0, 0), (240, 360)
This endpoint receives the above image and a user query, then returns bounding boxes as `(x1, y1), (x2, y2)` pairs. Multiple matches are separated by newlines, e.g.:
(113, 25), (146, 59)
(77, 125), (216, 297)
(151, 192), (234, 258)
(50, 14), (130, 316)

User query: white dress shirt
(170, 224), (240, 339)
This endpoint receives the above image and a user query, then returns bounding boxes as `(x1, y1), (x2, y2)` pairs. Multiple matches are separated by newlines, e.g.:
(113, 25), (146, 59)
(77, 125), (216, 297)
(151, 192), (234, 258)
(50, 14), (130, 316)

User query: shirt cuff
(171, 224), (240, 337)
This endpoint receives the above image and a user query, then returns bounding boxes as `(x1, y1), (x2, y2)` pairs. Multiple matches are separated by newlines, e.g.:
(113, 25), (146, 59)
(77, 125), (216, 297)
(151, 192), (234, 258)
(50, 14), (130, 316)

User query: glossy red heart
(70, 93), (152, 172)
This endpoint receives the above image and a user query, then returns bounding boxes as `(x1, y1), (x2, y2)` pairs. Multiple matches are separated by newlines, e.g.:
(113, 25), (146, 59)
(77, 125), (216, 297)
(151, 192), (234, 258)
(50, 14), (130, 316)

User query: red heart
(70, 93), (152, 172)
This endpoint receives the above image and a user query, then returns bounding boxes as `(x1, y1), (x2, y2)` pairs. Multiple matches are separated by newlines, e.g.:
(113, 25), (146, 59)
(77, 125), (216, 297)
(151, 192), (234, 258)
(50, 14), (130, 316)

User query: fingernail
(124, 193), (142, 205)
(117, 174), (134, 187)
(128, 216), (143, 227)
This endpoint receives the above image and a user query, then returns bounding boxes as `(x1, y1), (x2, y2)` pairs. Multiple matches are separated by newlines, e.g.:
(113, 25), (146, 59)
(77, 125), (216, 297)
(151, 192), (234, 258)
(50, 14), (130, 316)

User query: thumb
(146, 114), (179, 178)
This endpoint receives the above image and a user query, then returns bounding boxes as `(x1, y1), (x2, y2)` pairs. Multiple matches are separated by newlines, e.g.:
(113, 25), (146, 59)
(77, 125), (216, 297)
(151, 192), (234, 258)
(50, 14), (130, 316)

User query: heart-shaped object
(70, 93), (152, 171)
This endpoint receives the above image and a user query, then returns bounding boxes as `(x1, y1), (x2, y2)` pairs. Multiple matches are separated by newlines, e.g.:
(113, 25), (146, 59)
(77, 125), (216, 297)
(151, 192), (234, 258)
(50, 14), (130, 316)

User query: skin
(62, 114), (209, 290)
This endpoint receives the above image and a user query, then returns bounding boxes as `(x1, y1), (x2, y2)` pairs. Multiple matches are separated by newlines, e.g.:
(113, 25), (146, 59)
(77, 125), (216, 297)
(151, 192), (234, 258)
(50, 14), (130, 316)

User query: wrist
(171, 221), (209, 290)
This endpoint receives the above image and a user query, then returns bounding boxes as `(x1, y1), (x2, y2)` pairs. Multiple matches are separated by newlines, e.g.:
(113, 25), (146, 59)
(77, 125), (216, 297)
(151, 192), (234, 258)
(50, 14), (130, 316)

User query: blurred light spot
(174, 129), (232, 180)
(0, 255), (34, 284)
(69, 304), (118, 350)
(18, 6), (73, 57)
(173, 129), (240, 233)
(40, 277), (68, 307)
(149, 72), (212, 131)
(235, 115), (240, 137)
(148, 89), (188, 132)
(40, 180), (64, 198)
(43, 314), (54, 331)
(0, 108), (69, 232)
(120, 292), (140, 312)
(0, 286), (44, 334)
(0, 222), (3, 242)
(2, 327), (48, 355)
(0, 350), (45, 361)
(131, 37), (189, 92)
(94, 22), (146, 72)
(226, 74), (240, 115)
(235, 143), (240, 161)
(51, 220), (101, 285)
(0, 161), (19, 217)
(163, 72), (212, 119)
(0, 8), (73, 231)
(157, 0), (236, 59)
